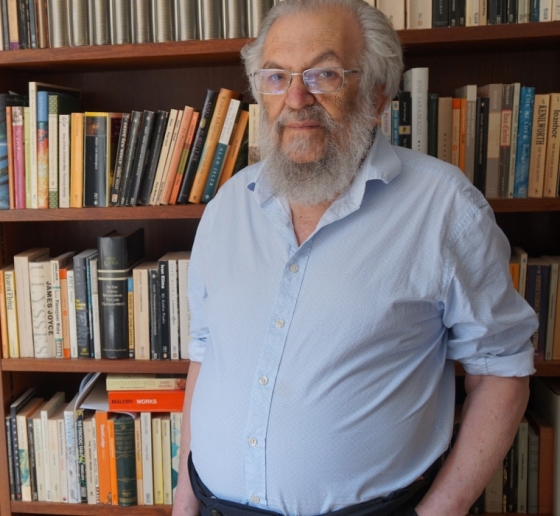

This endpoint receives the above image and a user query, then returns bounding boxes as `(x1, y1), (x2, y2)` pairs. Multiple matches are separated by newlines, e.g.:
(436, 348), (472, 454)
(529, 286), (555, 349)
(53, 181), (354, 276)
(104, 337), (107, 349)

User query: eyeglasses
(250, 67), (361, 95)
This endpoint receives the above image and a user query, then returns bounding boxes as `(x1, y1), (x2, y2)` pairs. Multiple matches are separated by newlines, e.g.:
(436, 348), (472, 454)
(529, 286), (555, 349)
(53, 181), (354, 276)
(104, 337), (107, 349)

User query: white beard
(259, 100), (377, 206)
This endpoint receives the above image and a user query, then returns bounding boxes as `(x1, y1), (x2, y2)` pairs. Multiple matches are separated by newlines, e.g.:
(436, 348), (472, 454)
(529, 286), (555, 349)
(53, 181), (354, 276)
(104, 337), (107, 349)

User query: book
(4, 267), (19, 358)
(477, 83), (503, 198)
(106, 374), (187, 391)
(451, 98), (461, 168)
(40, 391), (65, 502)
(137, 110), (169, 206)
(455, 85), (477, 183)
(126, 110), (156, 206)
(140, 411), (153, 505)
(149, 267), (162, 360)
(148, 109), (179, 206)
(47, 404), (65, 502)
(542, 256), (559, 361)
(98, 228), (146, 359)
(108, 389), (186, 412)
(427, 93), (439, 158)
(247, 103), (260, 166)
(525, 257), (551, 360)
(217, 105), (249, 190)
(498, 83), (514, 198)
(161, 414), (172, 504)
(0, 265), (9, 358)
(531, 377), (560, 515)
(132, 261), (157, 360)
(73, 249), (98, 359)
(437, 97), (453, 164)
(528, 94), (551, 198)
(406, 0), (432, 28)
(14, 247), (50, 358)
(114, 414), (137, 506)
(134, 415), (144, 504)
(128, 276), (134, 358)
(507, 83), (521, 198)
(170, 411), (181, 501)
(177, 253), (191, 359)
(26, 406), (39, 501)
(11, 106), (26, 209)
(484, 466), (503, 513)
(544, 92), (560, 197)
(514, 86), (536, 198)
(117, 110), (143, 206)
(202, 98), (241, 202)
(516, 420), (529, 512)
(83, 413), (97, 503)
(402, 67), (429, 154)
(83, 112), (109, 207)
(50, 252), (75, 358)
(6, 105), (14, 208)
(473, 97), (489, 194)
(59, 264), (72, 358)
(29, 258), (55, 358)
(377, 0), (406, 29)
(152, 414), (163, 504)
(527, 421), (539, 513)
(398, 90), (412, 149)
(63, 394), (80, 503)
(70, 112), (85, 207)
(432, 0), (449, 26)
(90, 257), (101, 359)
(160, 106), (194, 205)
(188, 88), (241, 203)
(96, 410), (113, 503)
(109, 112), (131, 206)
(511, 246), (529, 297)
(66, 266), (79, 358)
(58, 114), (71, 208)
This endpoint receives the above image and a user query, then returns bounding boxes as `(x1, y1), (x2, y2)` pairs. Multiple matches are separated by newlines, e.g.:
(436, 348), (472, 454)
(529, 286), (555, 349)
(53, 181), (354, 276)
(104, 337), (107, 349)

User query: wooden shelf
(1, 358), (190, 373)
(11, 501), (171, 515)
(488, 198), (560, 212)
(0, 204), (205, 222)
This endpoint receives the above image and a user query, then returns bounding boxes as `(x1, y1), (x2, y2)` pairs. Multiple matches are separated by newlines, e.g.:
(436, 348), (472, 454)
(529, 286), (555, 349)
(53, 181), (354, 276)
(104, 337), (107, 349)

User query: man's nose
(284, 74), (315, 110)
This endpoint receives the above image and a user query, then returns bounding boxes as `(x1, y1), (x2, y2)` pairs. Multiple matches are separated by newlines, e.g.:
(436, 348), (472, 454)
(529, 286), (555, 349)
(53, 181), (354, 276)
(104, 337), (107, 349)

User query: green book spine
(114, 415), (137, 506)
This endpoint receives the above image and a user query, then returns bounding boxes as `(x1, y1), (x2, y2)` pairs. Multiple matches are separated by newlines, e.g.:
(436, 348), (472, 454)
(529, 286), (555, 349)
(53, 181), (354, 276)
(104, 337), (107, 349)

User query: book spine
(141, 412), (153, 505)
(525, 263), (550, 360)
(152, 415), (163, 504)
(149, 268), (162, 360)
(427, 93), (439, 158)
(544, 261), (558, 360)
(84, 113), (109, 207)
(84, 417), (96, 503)
(32, 415), (45, 500)
(514, 87), (536, 197)
(75, 409), (87, 503)
(90, 258), (101, 359)
(109, 112), (131, 206)
(57, 417), (68, 502)
(12, 106), (26, 209)
(128, 276), (134, 358)
(177, 89), (218, 204)
(162, 416), (172, 505)
(66, 269), (78, 358)
(108, 389), (185, 412)
(170, 411), (182, 502)
(499, 84), (514, 198)
(6, 417), (15, 500)
(47, 417), (61, 502)
(517, 419), (529, 512)
(48, 101), (59, 208)
(95, 411), (112, 504)
(543, 93), (560, 197)
(16, 0), (29, 48)
(398, 90), (412, 149)
(64, 408), (79, 503)
(0, 269), (9, 358)
(37, 91), (49, 209)
(133, 266), (152, 360)
(432, 0), (449, 26)
(7, 0), (20, 49)
(73, 255), (92, 359)
(508, 83), (521, 198)
(114, 416), (137, 506)
(58, 114), (71, 208)
(6, 106), (14, 209)
(117, 111), (143, 206)
(168, 259), (179, 360)
(134, 416), (144, 504)
(158, 260), (169, 360)
(177, 256), (191, 360)
(217, 107), (249, 190)
(29, 261), (53, 358)
(26, 417), (38, 501)
(4, 270), (19, 358)
(528, 94), (550, 197)
(127, 110), (155, 206)
(107, 418), (118, 505)
(70, 112), (84, 208)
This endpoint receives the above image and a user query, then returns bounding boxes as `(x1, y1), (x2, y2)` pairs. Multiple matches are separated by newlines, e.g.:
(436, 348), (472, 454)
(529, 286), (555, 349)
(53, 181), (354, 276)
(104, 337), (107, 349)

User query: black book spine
(73, 253), (92, 359)
(138, 110), (169, 205)
(26, 417), (38, 501)
(110, 113), (131, 206)
(127, 110), (155, 206)
(505, 437), (518, 512)
(98, 229), (145, 359)
(530, 0), (539, 21)
(454, 0), (466, 26)
(398, 91), (412, 149)
(525, 263), (550, 359)
(6, 416), (15, 500)
(117, 111), (143, 206)
(1, 0), (9, 49)
(75, 409), (88, 503)
(149, 268), (162, 360)
(474, 97), (489, 195)
(499, 0), (508, 23)
(428, 93), (439, 158)
(507, 0), (518, 22)
(114, 416), (137, 506)
(17, 0), (29, 48)
(432, 0), (449, 27)
(28, 0), (37, 47)
(158, 260), (169, 360)
(84, 114), (108, 207)
(177, 89), (218, 204)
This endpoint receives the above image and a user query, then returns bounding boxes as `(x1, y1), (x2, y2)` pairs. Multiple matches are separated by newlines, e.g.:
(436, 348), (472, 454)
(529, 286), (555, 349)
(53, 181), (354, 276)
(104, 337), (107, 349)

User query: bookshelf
(0, 20), (560, 516)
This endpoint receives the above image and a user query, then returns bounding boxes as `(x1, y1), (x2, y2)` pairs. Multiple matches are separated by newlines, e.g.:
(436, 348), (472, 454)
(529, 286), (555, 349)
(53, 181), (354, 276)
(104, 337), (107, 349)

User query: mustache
(273, 106), (337, 135)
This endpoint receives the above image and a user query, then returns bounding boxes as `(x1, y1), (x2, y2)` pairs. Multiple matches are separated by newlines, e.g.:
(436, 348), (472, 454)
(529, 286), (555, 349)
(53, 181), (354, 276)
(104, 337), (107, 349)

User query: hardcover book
(528, 94), (551, 198)
(108, 389), (186, 412)
(84, 112), (109, 207)
(514, 86), (536, 198)
(98, 228), (145, 359)
(525, 257), (551, 360)
(126, 110), (155, 206)
(132, 261), (158, 360)
(106, 374), (187, 391)
(114, 414), (137, 506)
(73, 249), (98, 359)
(110, 112), (131, 206)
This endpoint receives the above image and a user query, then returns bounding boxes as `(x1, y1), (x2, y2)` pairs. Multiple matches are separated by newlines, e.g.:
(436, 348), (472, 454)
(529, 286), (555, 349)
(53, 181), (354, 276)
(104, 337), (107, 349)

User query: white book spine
(380, 101), (391, 141)
(555, 0), (560, 20)
(29, 261), (54, 358)
(4, 270), (20, 358)
(57, 417), (69, 502)
(16, 408), (34, 501)
(90, 258), (101, 359)
(403, 67), (429, 154)
(170, 411), (182, 502)
(466, 0), (479, 25)
(540, 0), (553, 20)
(67, 269), (78, 358)
(168, 259), (179, 360)
(152, 416), (163, 504)
(51, 260), (63, 357)
(149, 109), (179, 205)
(84, 418), (96, 504)
(376, 0), (405, 30)
(48, 417), (62, 502)
(405, 0), (432, 28)
(162, 416), (172, 505)
(48, 111), (59, 207)
(135, 416), (144, 504)
(91, 416), (99, 503)
(59, 114), (71, 208)
(32, 415), (46, 501)
(177, 256), (191, 360)
(141, 412), (154, 505)
(64, 407), (80, 503)
(133, 267), (151, 360)
(156, 109), (184, 204)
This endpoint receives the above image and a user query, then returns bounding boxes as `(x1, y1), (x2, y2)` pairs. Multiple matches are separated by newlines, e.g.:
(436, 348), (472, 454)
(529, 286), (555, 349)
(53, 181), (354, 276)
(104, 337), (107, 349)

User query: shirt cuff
(460, 346), (536, 377)
(189, 338), (207, 363)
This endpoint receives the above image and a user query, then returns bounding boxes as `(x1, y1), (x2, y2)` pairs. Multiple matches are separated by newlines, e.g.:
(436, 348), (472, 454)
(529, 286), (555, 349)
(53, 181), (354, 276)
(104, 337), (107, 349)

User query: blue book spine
(391, 100), (400, 146)
(530, 0), (540, 21)
(37, 91), (49, 124)
(202, 143), (228, 203)
(513, 87), (535, 198)
(128, 276), (134, 358)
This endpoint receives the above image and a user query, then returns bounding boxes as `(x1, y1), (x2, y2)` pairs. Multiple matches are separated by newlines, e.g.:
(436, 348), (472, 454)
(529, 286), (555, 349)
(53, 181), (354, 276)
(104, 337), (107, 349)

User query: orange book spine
(70, 112), (84, 208)
(96, 411), (113, 504)
(169, 111), (200, 205)
(107, 417), (119, 505)
(188, 88), (240, 203)
(160, 107), (193, 205)
(108, 390), (186, 412)
(509, 262), (520, 292)
(217, 109), (249, 190)
(0, 269), (9, 358)
(6, 107), (15, 209)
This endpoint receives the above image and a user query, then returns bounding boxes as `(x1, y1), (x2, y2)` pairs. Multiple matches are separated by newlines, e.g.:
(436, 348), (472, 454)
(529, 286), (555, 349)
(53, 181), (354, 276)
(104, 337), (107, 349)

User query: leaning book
(98, 228), (146, 359)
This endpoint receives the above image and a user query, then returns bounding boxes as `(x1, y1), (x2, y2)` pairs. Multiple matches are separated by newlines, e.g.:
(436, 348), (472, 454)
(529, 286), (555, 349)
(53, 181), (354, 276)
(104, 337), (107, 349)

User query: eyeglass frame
(249, 67), (362, 95)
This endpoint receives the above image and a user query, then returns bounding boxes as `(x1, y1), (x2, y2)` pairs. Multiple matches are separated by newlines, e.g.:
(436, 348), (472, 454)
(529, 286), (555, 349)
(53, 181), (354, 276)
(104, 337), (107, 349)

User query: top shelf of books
(0, 22), (559, 72)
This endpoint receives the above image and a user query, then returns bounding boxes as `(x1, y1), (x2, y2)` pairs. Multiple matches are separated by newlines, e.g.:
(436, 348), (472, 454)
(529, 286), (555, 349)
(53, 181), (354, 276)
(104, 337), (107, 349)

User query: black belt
(188, 453), (442, 516)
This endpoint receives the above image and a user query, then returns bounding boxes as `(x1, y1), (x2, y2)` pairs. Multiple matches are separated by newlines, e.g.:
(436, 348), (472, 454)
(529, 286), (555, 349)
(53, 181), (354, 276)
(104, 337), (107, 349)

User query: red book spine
(108, 389), (185, 412)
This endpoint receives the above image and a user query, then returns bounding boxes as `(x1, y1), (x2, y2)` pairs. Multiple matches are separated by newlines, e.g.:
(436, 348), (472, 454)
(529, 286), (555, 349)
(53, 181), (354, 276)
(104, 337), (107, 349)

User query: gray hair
(241, 0), (403, 105)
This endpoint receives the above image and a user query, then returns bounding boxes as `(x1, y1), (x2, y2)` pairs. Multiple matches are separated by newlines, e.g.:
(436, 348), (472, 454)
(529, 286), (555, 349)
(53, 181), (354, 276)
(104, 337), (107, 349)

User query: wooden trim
(11, 501), (171, 515)
(488, 198), (560, 213)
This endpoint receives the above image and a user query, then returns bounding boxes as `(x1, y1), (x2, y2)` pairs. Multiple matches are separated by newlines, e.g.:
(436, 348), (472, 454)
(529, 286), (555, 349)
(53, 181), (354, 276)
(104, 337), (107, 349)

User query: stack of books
(0, 83), (250, 209)
(5, 372), (187, 506)
(377, 67), (560, 200)
(0, 229), (193, 360)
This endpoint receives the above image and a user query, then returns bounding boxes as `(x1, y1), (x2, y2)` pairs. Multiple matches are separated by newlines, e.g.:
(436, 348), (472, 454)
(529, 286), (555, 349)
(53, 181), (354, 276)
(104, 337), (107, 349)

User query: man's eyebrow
(261, 50), (344, 71)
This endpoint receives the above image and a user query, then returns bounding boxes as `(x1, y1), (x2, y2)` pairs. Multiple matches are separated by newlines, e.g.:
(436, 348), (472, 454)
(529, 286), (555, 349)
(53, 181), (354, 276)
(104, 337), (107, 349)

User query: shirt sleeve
(442, 203), (538, 377)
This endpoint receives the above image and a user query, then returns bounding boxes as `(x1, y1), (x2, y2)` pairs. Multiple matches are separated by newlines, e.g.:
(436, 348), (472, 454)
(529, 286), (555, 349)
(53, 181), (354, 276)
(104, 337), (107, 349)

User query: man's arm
(171, 360), (201, 516)
(415, 373), (530, 516)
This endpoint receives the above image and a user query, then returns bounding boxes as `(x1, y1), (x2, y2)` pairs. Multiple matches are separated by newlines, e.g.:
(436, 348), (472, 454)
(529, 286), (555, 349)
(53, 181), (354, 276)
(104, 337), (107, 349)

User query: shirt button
(248, 437), (258, 447)
(275, 319), (285, 328)
(290, 264), (299, 273)
(251, 495), (260, 504)
(259, 376), (269, 386)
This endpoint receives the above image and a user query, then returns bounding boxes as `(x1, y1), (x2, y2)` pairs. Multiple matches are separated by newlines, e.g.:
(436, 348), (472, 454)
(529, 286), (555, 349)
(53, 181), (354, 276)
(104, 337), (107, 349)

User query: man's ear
(374, 84), (389, 120)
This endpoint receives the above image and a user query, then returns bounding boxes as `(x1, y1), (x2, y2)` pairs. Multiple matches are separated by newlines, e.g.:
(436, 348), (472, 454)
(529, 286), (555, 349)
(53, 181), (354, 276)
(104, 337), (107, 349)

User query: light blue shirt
(188, 132), (537, 516)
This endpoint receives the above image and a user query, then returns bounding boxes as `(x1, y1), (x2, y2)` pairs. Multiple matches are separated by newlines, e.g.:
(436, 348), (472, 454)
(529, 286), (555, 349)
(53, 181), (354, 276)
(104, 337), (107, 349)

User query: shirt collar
(247, 129), (402, 225)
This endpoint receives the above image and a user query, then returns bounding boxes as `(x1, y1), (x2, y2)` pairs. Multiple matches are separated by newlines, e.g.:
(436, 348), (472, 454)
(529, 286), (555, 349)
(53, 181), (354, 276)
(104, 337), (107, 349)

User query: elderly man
(172, 1), (538, 515)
